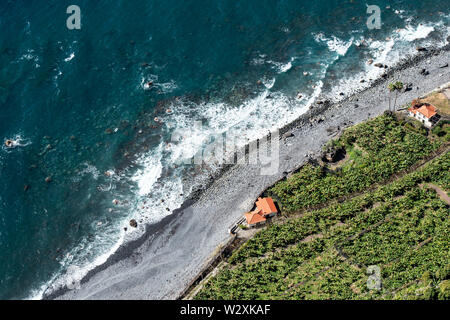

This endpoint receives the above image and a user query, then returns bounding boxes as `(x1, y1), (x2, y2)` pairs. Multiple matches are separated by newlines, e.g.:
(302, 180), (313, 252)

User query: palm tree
(393, 81), (403, 111)
(388, 81), (404, 111)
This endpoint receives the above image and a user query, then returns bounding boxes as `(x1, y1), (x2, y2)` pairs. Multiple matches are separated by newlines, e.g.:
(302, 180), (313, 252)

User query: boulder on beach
(129, 219), (138, 228)
(420, 68), (430, 76)
(402, 83), (413, 92)
(283, 132), (294, 139)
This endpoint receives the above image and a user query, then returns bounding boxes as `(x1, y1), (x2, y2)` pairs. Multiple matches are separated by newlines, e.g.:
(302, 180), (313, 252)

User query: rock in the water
(374, 63), (384, 68)
(45, 177), (52, 183)
(416, 46), (427, 52)
(129, 219), (138, 228)
(439, 63), (449, 68)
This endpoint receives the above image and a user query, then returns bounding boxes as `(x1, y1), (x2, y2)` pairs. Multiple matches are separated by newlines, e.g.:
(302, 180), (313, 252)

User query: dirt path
(422, 183), (450, 205)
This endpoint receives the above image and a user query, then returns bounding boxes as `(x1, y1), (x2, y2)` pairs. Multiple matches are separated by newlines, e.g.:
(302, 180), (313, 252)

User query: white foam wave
(163, 81), (323, 171)
(64, 53), (75, 62)
(140, 76), (177, 93)
(77, 162), (101, 181)
(29, 225), (128, 300)
(1, 134), (32, 153)
(131, 146), (163, 196)
(268, 57), (294, 73)
(397, 24), (435, 42)
(314, 33), (354, 56)
(324, 17), (450, 101)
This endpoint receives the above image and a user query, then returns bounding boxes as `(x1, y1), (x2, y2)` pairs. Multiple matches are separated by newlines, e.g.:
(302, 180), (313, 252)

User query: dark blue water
(0, 0), (448, 299)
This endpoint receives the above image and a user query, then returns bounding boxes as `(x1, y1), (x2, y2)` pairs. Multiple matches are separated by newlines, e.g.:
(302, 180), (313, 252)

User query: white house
(408, 103), (439, 128)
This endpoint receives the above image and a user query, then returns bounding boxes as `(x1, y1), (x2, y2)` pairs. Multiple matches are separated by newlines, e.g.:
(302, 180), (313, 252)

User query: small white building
(408, 103), (439, 128)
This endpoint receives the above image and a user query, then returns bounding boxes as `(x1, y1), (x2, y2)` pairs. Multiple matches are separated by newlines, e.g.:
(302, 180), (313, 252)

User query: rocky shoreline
(46, 44), (450, 300)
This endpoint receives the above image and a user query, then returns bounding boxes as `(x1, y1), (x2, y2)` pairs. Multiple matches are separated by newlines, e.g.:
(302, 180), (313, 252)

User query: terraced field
(195, 113), (450, 300)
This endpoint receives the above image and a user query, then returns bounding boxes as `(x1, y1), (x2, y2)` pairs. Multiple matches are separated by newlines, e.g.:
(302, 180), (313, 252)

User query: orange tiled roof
(245, 211), (266, 225)
(409, 104), (437, 119)
(256, 197), (278, 216)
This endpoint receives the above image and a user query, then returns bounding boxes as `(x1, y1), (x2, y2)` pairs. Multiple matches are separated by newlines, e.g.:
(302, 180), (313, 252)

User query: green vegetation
(270, 113), (440, 213)
(432, 120), (450, 142)
(195, 114), (449, 300)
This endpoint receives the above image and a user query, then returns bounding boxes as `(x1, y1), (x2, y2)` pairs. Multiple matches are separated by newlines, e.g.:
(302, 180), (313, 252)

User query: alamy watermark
(65, 5), (380, 31)
(366, 5), (381, 30)
(67, 5), (81, 30)
(171, 122), (280, 176)
(65, 265), (82, 290)
(367, 265), (382, 290)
